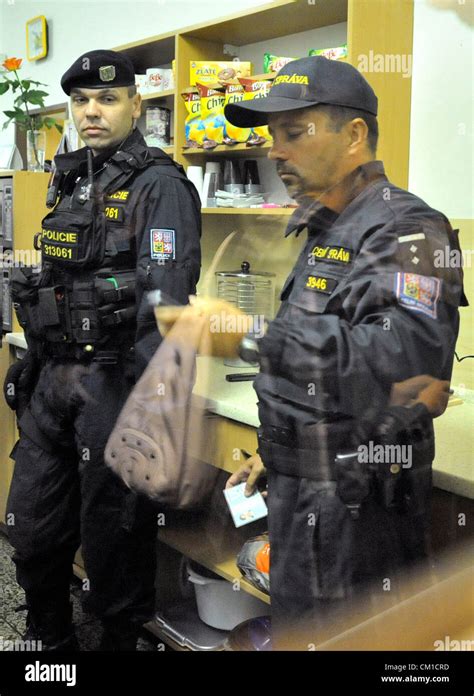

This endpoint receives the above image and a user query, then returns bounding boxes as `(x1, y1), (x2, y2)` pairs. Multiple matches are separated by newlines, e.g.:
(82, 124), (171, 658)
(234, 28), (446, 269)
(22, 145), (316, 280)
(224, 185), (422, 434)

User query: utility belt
(258, 425), (432, 519)
(12, 266), (137, 363)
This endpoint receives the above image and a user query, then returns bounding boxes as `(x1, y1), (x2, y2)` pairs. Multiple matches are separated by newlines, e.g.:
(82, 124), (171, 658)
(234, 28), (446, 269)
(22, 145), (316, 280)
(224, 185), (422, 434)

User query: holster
(11, 266), (137, 360)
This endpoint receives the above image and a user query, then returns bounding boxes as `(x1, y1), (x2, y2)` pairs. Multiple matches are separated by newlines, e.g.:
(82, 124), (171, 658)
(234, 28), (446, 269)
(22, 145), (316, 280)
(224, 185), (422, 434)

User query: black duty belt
(257, 426), (339, 481)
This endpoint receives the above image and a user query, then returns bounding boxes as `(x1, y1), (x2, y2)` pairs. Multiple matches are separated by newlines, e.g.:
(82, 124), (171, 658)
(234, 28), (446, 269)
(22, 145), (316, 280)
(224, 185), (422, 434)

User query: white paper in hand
(223, 483), (268, 528)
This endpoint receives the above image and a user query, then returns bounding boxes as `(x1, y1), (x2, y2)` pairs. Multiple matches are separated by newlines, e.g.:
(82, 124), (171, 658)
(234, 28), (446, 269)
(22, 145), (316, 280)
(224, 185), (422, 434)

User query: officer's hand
(389, 375), (439, 407)
(225, 454), (266, 497)
(415, 379), (451, 417)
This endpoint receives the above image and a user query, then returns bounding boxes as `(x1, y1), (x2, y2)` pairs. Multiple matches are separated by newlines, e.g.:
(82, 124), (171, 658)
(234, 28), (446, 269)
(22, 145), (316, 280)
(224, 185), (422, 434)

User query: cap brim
(224, 97), (321, 127)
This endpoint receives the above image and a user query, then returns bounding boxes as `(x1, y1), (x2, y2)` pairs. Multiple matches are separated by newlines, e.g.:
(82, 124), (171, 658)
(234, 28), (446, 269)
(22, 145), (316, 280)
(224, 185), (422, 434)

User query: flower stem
(14, 69), (41, 169)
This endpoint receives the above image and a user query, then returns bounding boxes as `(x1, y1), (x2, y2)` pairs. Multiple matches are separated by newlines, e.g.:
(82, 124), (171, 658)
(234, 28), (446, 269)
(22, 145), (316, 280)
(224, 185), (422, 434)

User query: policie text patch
(395, 272), (441, 319)
(150, 228), (176, 261)
(305, 274), (338, 294)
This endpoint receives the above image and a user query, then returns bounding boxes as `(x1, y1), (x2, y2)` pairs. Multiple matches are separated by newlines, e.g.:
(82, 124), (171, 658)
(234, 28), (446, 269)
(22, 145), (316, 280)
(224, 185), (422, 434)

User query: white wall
(0, 0), (270, 145)
(409, 0), (473, 219)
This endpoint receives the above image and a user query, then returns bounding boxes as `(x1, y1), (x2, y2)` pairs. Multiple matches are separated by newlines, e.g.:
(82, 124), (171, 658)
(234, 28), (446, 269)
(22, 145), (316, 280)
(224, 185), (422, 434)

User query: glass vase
(26, 130), (46, 172)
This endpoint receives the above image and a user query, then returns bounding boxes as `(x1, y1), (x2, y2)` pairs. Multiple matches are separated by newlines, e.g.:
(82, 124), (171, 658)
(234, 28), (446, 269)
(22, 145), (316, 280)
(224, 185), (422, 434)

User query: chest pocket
(288, 250), (355, 315)
(40, 205), (105, 270)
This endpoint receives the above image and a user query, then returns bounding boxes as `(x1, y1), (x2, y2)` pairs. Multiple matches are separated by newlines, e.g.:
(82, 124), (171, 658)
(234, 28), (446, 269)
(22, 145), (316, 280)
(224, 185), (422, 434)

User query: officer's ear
(130, 89), (142, 120)
(346, 117), (369, 156)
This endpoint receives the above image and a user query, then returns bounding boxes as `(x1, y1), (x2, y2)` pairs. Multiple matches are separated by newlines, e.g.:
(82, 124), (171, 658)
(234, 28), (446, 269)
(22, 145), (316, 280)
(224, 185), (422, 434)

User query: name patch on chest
(310, 245), (352, 264)
(150, 228), (176, 261)
(40, 228), (79, 261)
(305, 274), (338, 294)
(106, 190), (130, 202)
(395, 272), (441, 319)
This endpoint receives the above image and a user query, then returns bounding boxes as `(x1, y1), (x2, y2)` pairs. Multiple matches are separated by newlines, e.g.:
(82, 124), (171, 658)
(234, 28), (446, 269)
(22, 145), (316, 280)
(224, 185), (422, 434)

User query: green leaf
(2, 121), (13, 130)
(55, 123), (63, 134)
(43, 117), (57, 128)
(0, 83), (10, 95)
(21, 80), (31, 90)
(3, 110), (22, 118)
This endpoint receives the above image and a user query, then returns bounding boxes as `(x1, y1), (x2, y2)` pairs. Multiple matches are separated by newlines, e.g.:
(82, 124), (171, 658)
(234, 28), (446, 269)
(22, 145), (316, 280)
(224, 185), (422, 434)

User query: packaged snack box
(222, 81), (251, 144)
(182, 88), (205, 148)
(238, 76), (273, 143)
(263, 53), (297, 73)
(197, 83), (226, 148)
(308, 44), (348, 61)
(190, 61), (252, 86)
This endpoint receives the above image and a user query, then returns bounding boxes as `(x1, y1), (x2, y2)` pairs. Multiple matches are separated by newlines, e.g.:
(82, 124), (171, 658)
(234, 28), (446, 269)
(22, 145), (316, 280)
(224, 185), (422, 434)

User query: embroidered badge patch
(150, 228), (176, 261)
(395, 272), (441, 319)
(310, 245), (352, 264)
(305, 274), (338, 294)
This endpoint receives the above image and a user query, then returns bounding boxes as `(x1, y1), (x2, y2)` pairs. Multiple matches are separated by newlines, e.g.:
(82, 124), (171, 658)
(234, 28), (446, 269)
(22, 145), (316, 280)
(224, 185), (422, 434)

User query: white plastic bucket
(187, 563), (267, 631)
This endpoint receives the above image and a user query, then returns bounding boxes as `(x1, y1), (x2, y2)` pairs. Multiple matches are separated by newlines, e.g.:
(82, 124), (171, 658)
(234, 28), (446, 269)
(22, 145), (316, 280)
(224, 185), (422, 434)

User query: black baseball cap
(225, 56), (378, 127)
(61, 49), (135, 96)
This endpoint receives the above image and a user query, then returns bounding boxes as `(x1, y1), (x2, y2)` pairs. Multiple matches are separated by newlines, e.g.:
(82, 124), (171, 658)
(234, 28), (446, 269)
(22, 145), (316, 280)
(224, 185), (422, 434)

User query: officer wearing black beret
(225, 57), (467, 647)
(4, 49), (201, 650)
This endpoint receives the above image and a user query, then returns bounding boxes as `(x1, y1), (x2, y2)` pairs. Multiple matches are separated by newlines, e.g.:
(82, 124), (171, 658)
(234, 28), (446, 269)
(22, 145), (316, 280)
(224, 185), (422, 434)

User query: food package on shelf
(263, 52), (297, 73)
(190, 60), (252, 86)
(222, 80), (252, 145)
(238, 76), (273, 145)
(308, 44), (348, 61)
(182, 88), (205, 148)
(197, 82), (225, 149)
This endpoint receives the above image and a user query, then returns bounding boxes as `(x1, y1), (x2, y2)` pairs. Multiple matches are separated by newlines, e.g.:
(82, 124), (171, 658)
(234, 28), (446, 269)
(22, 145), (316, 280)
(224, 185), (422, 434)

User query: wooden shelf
(114, 33), (175, 72)
(182, 142), (272, 158)
(202, 207), (294, 215)
(180, 0), (347, 45)
(141, 89), (175, 101)
(157, 523), (270, 605)
(162, 146), (174, 155)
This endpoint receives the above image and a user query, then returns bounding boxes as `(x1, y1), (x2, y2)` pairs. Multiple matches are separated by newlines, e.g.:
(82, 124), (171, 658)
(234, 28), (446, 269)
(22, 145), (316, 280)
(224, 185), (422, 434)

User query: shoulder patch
(150, 228), (176, 261)
(395, 272), (441, 319)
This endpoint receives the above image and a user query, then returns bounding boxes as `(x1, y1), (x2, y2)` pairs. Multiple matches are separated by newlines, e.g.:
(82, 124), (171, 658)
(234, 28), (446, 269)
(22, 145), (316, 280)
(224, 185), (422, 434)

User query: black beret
(61, 49), (135, 95)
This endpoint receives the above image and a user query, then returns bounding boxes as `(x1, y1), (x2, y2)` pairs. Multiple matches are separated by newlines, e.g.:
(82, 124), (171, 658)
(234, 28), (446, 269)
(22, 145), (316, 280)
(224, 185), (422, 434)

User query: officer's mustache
(277, 166), (300, 177)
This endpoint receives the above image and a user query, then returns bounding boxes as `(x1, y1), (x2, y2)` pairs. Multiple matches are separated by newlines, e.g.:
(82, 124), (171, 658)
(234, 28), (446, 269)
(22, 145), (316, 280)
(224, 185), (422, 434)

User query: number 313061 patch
(150, 228), (176, 261)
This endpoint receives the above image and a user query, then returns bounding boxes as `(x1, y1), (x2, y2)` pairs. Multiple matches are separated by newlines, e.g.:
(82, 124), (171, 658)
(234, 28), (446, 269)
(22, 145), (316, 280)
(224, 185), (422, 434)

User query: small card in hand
(223, 483), (268, 528)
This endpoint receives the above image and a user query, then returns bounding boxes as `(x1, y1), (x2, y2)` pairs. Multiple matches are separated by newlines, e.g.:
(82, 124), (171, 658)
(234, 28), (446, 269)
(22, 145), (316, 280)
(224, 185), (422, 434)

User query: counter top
(193, 356), (259, 428)
(5, 335), (472, 499)
(193, 357), (473, 500)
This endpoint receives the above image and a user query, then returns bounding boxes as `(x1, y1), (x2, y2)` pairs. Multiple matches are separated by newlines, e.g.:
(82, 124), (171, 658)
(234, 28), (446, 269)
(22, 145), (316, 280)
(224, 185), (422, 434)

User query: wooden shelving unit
(141, 89), (175, 102)
(182, 142), (272, 158)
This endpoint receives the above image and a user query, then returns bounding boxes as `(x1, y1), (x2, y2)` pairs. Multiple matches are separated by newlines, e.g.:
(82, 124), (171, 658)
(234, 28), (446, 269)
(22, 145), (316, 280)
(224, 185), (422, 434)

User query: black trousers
(265, 461), (433, 650)
(6, 359), (157, 625)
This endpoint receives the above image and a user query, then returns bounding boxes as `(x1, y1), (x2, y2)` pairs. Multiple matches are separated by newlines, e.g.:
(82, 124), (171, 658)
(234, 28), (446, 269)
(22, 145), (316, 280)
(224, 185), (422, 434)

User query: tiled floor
(0, 532), (156, 651)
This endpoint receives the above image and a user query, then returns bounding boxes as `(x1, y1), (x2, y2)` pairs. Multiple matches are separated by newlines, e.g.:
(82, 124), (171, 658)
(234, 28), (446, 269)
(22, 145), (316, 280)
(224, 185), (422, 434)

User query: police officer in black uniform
(3, 50), (201, 650)
(225, 57), (467, 647)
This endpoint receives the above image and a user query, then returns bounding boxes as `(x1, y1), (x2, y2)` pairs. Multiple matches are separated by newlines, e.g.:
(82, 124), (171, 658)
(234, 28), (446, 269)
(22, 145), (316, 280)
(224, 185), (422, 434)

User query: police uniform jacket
(256, 160), (467, 474)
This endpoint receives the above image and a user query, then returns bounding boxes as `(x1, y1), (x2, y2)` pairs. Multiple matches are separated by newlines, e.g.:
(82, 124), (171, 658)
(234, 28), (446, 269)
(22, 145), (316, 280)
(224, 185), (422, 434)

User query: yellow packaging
(190, 61), (252, 86)
(238, 76), (273, 143)
(197, 83), (225, 147)
(223, 81), (251, 144)
(182, 89), (205, 148)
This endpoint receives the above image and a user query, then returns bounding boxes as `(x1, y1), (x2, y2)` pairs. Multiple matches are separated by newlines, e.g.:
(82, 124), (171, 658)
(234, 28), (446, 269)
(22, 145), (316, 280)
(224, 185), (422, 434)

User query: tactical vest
(12, 141), (186, 363)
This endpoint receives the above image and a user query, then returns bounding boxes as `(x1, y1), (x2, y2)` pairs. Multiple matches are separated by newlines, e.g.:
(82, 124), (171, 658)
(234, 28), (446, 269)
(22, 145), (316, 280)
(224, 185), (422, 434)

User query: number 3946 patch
(150, 228), (176, 261)
(305, 274), (338, 294)
(395, 272), (441, 319)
